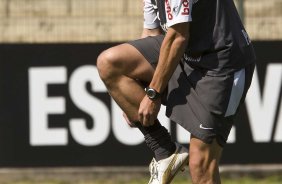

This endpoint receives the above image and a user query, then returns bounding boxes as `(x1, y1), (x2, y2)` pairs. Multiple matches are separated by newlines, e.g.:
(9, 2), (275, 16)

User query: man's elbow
(175, 33), (189, 48)
(170, 23), (190, 45)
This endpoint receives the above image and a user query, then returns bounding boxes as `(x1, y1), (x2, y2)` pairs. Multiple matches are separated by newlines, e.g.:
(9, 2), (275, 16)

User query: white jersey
(143, 0), (193, 31)
(143, 0), (256, 76)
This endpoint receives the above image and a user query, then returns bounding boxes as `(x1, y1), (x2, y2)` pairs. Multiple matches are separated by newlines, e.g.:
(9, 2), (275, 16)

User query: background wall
(0, 0), (143, 42)
(0, 0), (281, 43)
(0, 42), (281, 167)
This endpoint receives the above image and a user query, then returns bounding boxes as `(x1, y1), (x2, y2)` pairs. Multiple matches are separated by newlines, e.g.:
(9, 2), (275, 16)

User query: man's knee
(189, 145), (207, 178)
(188, 136), (222, 183)
(97, 48), (122, 81)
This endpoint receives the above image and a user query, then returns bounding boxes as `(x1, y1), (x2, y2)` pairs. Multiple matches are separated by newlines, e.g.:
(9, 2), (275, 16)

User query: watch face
(147, 88), (156, 99)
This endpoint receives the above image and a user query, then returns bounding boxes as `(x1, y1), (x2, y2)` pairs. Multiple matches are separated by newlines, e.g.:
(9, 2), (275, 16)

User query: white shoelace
(150, 159), (160, 181)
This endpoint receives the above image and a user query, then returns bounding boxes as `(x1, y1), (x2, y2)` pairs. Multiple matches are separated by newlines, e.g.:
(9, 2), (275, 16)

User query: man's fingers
(138, 110), (144, 124)
(138, 110), (150, 127)
(138, 96), (161, 126)
(143, 114), (151, 126)
(141, 113), (156, 127)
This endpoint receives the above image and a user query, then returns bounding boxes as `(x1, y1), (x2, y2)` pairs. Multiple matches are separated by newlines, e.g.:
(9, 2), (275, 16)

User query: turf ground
(1, 174), (281, 184)
(1, 176), (282, 184)
(1, 166), (281, 184)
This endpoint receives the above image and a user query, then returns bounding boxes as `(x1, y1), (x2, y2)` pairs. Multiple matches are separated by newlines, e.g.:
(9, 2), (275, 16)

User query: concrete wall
(244, 0), (282, 40)
(0, 0), (281, 43)
(0, 0), (143, 43)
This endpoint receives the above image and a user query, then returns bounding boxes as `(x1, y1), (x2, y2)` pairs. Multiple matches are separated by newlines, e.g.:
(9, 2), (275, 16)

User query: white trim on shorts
(225, 68), (246, 117)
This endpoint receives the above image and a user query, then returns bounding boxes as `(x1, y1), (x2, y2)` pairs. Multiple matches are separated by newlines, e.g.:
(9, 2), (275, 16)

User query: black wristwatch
(145, 87), (161, 100)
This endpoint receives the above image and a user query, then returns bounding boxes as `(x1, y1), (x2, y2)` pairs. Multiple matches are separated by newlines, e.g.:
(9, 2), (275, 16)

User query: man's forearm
(149, 24), (189, 93)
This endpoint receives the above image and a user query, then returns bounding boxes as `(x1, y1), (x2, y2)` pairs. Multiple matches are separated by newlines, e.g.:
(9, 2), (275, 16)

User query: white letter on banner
(274, 97), (282, 142)
(176, 124), (191, 144)
(112, 99), (144, 145)
(159, 105), (171, 131)
(246, 64), (282, 142)
(227, 126), (236, 143)
(29, 67), (67, 146)
(69, 66), (110, 146)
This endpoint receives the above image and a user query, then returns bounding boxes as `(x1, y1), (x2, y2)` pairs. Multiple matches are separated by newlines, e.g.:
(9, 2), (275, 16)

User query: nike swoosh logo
(200, 124), (214, 130)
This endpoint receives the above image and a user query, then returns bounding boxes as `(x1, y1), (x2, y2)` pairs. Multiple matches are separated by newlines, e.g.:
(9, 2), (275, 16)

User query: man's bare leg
(189, 135), (222, 184)
(97, 43), (154, 122)
(97, 43), (176, 161)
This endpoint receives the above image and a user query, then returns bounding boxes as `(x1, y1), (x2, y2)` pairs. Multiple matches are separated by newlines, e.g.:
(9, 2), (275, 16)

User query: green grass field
(2, 175), (282, 184)
(1, 166), (281, 184)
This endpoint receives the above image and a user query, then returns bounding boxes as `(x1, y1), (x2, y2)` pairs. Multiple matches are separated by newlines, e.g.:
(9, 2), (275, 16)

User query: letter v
(245, 64), (282, 142)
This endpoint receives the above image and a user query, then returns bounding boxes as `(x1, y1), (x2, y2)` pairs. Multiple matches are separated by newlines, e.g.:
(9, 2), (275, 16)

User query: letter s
(69, 65), (110, 146)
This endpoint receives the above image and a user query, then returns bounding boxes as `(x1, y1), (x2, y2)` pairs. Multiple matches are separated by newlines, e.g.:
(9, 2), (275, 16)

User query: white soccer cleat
(148, 143), (189, 184)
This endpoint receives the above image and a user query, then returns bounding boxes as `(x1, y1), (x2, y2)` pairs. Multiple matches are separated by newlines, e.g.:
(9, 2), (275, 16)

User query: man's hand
(138, 96), (161, 126)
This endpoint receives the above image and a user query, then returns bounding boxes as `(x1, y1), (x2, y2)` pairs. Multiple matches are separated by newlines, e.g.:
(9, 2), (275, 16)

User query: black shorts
(128, 35), (255, 147)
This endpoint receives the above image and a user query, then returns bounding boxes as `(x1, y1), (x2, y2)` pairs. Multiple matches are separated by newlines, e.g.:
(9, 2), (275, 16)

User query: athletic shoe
(148, 143), (189, 184)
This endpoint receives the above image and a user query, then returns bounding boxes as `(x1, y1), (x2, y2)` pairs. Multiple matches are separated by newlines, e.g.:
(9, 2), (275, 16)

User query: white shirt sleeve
(143, 0), (160, 29)
(165, 0), (193, 27)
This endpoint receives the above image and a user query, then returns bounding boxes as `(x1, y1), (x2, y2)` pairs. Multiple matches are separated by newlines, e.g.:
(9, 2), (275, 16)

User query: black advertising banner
(0, 42), (281, 167)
